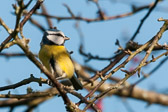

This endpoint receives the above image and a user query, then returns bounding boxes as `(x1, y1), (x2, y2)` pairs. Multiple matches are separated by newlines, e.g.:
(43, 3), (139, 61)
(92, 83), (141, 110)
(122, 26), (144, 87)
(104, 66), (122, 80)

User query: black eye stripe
(56, 34), (63, 37)
(48, 33), (63, 37)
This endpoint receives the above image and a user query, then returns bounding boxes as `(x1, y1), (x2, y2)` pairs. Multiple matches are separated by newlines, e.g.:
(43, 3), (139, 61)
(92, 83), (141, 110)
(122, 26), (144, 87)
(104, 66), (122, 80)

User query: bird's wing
(49, 55), (67, 79)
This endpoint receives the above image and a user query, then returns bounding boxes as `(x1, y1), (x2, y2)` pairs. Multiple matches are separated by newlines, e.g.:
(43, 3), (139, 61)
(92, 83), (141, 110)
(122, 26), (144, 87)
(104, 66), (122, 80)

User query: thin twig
(0, 18), (13, 34)
(41, 4), (53, 28)
(130, 0), (160, 41)
(20, 0), (44, 38)
(0, 52), (38, 57)
(134, 52), (168, 85)
(34, 2), (155, 23)
(29, 18), (45, 31)
(0, 74), (47, 91)
(0, 96), (51, 108)
(63, 4), (75, 18)
(20, 0), (43, 28)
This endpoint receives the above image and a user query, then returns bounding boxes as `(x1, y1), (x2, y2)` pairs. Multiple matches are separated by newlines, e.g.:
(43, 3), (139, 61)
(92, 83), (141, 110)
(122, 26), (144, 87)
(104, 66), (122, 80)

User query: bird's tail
(70, 75), (83, 90)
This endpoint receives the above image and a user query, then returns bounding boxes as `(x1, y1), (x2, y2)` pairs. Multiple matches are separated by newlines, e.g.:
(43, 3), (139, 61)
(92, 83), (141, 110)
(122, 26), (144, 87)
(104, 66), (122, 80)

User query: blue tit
(39, 29), (83, 90)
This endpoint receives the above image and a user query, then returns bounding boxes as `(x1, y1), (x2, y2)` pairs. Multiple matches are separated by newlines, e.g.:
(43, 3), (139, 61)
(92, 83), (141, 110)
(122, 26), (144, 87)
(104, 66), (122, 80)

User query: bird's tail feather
(70, 75), (83, 90)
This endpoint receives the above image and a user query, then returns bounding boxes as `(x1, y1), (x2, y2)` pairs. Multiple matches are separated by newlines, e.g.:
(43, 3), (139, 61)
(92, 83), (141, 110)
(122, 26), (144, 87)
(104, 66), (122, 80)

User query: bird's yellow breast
(39, 45), (74, 78)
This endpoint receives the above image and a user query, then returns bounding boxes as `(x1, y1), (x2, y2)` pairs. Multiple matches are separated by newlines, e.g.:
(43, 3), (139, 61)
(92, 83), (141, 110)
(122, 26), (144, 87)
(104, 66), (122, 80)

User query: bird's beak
(64, 36), (70, 41)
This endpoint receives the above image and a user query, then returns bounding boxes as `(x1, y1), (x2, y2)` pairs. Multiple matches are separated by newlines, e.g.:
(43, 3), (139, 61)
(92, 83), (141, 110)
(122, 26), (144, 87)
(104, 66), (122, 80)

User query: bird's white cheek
(47, 35), (64, 45)
(55, 37), (64, 45)
(47, 35), (54, 42)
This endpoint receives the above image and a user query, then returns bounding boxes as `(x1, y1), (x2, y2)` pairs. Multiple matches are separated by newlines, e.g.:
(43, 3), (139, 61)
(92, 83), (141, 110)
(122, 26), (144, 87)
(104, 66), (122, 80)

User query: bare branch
(34, 1), (158, 23)
(0, 52), (38, 57)
(0, 18), (13, 34)
(130, 0), (160, 41)
(41, 4), (53, 28)
(20, 0), (44, 28)
(0, 74), (47, 91)
(82, 18), (168, 109)
(20, 0), (44, 38)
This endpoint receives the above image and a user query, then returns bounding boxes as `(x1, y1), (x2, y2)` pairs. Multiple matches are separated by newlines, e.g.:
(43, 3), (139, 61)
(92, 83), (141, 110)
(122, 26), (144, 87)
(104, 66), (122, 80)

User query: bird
(38, 28), (83, 90)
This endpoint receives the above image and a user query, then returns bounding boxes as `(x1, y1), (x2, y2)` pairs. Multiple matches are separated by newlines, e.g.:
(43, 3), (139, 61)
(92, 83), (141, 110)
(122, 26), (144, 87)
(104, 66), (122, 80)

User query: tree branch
(34, 1), (158, 23)
(130, 0), (160, 41)
(0, 74), (47, 91)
